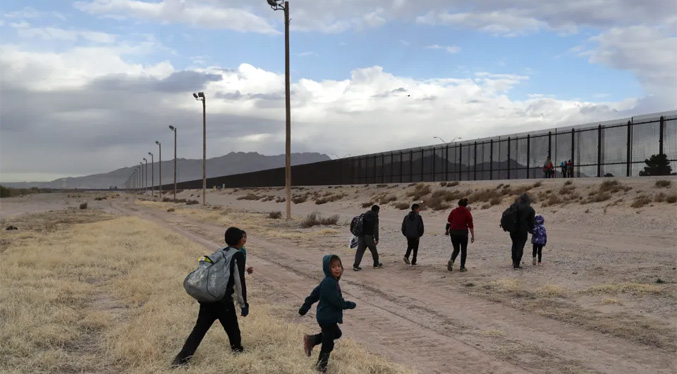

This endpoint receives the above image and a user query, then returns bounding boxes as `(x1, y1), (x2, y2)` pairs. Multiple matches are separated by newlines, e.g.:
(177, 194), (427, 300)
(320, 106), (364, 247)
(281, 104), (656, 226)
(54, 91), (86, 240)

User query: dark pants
(450, 234), (468, 268)
(510, 231), (528, 267)
(533, 244), (543, 262)
(308, 323), (342, 370)
(354, 235), (379, 267)
(175, 300), (242, 360)
(404, 237), (420, 264)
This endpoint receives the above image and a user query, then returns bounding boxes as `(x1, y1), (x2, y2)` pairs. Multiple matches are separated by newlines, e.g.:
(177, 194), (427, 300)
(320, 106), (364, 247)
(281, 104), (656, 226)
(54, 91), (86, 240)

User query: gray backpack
(183, 247), (236, 303)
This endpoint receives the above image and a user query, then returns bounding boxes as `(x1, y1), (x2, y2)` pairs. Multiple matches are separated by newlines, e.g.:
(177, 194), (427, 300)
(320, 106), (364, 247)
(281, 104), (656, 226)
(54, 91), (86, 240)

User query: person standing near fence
(567, 159), (574, 178)
(353, 205), (383, 271)
(543, 157), (554, 178)
(401, 203), (425, 265)
(445, 198), (475, 272)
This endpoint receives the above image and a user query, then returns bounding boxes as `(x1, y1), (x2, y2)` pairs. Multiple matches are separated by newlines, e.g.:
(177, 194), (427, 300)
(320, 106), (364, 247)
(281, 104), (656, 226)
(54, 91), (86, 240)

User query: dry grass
(0, 210), (413, 374)
(394, 202), (410, 210)
(361, 202), (374, 208)
(667, 194), (677, 203)
(315, 193), (347, 205)
(292, 194), (309, 204)
(655, 180), (672, 188)
(300, 212), (340, 228)
(406, 183), (432, 200)
(535, 285), (567, 298)
(579, 283), (662, 295)
(631, 195), (652, 208)
(268, 211), (282, 219)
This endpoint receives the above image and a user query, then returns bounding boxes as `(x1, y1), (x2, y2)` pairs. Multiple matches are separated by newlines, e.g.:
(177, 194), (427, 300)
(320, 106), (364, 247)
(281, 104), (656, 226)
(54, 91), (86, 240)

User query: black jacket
(361, 210), (379, 241)
(401, 212), (424, 239)
(510, 202), (536, 234)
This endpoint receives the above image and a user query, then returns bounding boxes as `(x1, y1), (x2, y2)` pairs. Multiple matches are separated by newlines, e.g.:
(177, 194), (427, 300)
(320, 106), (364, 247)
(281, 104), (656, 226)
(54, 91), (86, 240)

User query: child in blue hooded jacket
(531, 214), (547, 265)
(299, 254), (357, 373)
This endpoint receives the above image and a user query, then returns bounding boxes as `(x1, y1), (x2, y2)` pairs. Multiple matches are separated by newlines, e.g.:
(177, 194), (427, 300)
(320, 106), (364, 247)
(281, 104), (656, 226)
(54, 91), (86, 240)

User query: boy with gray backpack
(172, 227), (249, 367)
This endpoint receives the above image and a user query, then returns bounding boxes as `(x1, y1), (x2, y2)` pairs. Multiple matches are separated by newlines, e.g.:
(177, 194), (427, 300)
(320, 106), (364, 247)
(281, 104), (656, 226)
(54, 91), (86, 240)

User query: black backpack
(500, 204), (519, 233)
(350, 214), (365, 236)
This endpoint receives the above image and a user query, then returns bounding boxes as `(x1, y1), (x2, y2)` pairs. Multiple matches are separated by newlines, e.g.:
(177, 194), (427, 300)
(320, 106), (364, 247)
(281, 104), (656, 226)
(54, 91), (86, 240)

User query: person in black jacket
(352, 205), (382, 271)
(171, 227), (249, 367)
(509, 194), (536, 269)
(299, 254), (356, 373)
(401, 203), (424, 265)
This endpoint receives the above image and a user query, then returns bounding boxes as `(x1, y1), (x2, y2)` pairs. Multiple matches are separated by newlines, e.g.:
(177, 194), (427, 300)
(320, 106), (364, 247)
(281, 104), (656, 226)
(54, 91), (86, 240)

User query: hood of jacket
(535, 214), (544, 225)
(322, 254), (342, 279)
(407, 211), (419, 220)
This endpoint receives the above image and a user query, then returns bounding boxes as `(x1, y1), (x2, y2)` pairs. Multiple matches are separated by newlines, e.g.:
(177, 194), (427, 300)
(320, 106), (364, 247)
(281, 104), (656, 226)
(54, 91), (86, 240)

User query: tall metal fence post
(659, 116), (665, 155)
(597, 124), (602, 177)
(432, 147), (436, 181)
(472, 142), (476, 180)
(548, 131), (552, 159)
(489, 139), (494, 180)
(571, 129), (575, 178)
(626, 120), (632, 177)
(399, 151), (403, 183)
(445, 144), (449, 181)
(458, 143), (463, 181)
(409, 150), (413, 182)
(526, 134), (531, 179)
(507, 137), (511, 179)
(381, 153), (385, 183)
(420, 149), (424, 181)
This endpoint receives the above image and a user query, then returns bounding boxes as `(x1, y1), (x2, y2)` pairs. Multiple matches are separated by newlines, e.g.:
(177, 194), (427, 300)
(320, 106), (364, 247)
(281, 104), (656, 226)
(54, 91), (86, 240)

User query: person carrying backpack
(531, 214), (547, 265)
(445, 198), (475, 272)
(560, 161), (567, 178)
(352, 205), (382, 271)
(172, 227), (249, 367)
(506, 194), (535, 269)
(299, 254), (356, 373)
(401, 203), (425, 265)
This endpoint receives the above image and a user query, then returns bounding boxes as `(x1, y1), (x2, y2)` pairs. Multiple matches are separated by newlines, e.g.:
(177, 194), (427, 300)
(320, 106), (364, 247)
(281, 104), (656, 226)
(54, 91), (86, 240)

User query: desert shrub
(440, 182), (448, 187)
(0, 185), (10, 198)
(94, 196), (107, 201)
(79, 202), (88, 209)
(564, 180), (572, 186)
(532, 181), (542, 188)
(667, 195), (677, 203)
(379, 195), (398, 204)
(275, 196), (286, 203)
(407, 184), (432, 200)
(542, 194), (562, 207)
(496, 183), (504, 189)
(654, 192), (666, 203)
(361, 202), (374, 208)
(394, 202), (410, 210)
(237, 194), (262, 201)
(376, 184), (388, 188)
(655, 180), (672, 188)
(424, 195), (451, 211)
(292, 194), (308, 204)
(599, 180), (629, 194)
(631, 195), (652, 208)
(300, 212), (339, 228)
(431, 189), (462, 202)
(447, 181), (460, 187)
(315, 193), (347, 205)
(594, 192), (612, 202)
(490, 197), (502, 206)
(167, 208), (175, 212)
(185, 199), (199, 205)
(481, 203), (491, 210)
(268, 211), (282, 219)
(468, 188), (502, 203)
(559, 184), (576, 195)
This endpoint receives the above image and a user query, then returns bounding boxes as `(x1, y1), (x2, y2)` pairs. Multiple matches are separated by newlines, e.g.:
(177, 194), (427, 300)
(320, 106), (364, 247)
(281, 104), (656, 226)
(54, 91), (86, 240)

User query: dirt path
(110, 199), (675, 374)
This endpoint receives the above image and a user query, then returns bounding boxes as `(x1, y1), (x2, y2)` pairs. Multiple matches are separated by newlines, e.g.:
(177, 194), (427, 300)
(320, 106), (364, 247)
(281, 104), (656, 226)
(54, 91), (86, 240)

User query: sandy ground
(1, 176), (675, 374)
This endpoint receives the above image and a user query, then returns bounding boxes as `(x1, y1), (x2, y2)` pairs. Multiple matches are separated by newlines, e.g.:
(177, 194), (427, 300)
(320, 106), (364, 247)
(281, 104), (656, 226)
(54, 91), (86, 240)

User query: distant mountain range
(2, 152), (330, 189)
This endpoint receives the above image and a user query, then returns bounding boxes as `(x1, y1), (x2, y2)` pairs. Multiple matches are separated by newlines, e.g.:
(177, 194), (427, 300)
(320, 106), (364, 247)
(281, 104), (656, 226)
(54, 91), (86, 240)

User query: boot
(171, 353), (191, 368)
(316, 352), (330, 373)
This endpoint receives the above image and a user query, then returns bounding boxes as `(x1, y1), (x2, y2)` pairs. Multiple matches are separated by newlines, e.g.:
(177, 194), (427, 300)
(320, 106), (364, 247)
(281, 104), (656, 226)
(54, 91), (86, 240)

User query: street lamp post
(433, 136), (447, 144)
(266, 0), (292, 220)
(168, 125), (178, 201)
(148, 152), (154, 198)
(143, 158), (148, 193)
(193, 92), (206, 206)
(155, 141), (162, 197)
(139, 162), (143, 191)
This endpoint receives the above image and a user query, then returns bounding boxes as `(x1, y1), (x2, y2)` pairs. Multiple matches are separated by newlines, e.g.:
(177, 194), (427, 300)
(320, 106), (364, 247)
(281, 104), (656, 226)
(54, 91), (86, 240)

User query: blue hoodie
(298, 255), (356, 325)
(531, 215), (547, 246)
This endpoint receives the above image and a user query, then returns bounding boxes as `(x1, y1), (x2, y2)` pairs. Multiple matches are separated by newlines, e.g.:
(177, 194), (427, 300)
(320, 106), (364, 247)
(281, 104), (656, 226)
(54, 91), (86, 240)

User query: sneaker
(303, 334), (313, 357)
(411, 262), (417, 266)
(374, 263), (383, 268)
(532, 258), (537, 266)
(459, 267), (467, 272)
(171, 355), (190, 368)
(231, 346), (244, 354)
(447, 260), (454, 272)
(538, 262), (542, 266)
(353, 266), (362, 271)
(513, 265), (522, 270)
(403, 256), (410, 264)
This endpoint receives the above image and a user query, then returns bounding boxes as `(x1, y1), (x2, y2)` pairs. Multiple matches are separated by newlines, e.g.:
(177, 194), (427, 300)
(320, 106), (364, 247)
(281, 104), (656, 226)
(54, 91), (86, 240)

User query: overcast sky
(0, 0), (675, 182)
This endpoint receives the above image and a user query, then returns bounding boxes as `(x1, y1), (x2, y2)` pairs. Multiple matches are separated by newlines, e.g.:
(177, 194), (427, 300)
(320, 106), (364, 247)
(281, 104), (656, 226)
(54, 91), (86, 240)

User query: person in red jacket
(445, 198), (475, 272)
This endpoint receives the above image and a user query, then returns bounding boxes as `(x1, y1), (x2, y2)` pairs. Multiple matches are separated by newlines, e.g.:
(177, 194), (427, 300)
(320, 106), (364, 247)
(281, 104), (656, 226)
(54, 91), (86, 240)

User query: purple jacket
(531, 215), (547, 246)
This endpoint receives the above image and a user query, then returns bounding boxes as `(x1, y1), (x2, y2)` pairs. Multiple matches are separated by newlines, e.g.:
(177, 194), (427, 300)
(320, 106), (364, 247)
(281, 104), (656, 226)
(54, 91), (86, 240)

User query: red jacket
(447, 206), (474, 231)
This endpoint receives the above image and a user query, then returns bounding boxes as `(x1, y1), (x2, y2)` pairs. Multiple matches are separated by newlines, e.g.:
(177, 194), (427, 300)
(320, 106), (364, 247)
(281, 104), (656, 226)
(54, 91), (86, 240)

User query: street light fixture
(142, 158), (148, 193)
(169, 125), (177, 201)
(155, 141), (162, 197)
(266, 0), (292, 220)
(148, 152), (154, 198)
(433, 136), (446, 144)
(192, 92), (206, 206)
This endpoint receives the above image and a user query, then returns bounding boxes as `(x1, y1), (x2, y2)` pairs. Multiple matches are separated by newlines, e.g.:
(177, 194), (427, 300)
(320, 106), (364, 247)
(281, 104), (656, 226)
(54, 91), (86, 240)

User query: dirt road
(110, 197), (675, 374)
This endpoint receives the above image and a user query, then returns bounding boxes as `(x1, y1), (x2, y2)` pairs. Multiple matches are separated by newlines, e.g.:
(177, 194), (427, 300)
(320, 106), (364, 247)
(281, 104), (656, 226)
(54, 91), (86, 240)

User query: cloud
(74, 0), (278, 34)
(425, 44), (461, 53)
(13, 24), (117, 44)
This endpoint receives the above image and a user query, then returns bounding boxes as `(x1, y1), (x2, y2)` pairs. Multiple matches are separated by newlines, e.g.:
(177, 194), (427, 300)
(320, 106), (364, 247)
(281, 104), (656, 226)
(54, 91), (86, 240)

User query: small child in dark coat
(299, 254), (356, 373)
(531, 214), (547, 265)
